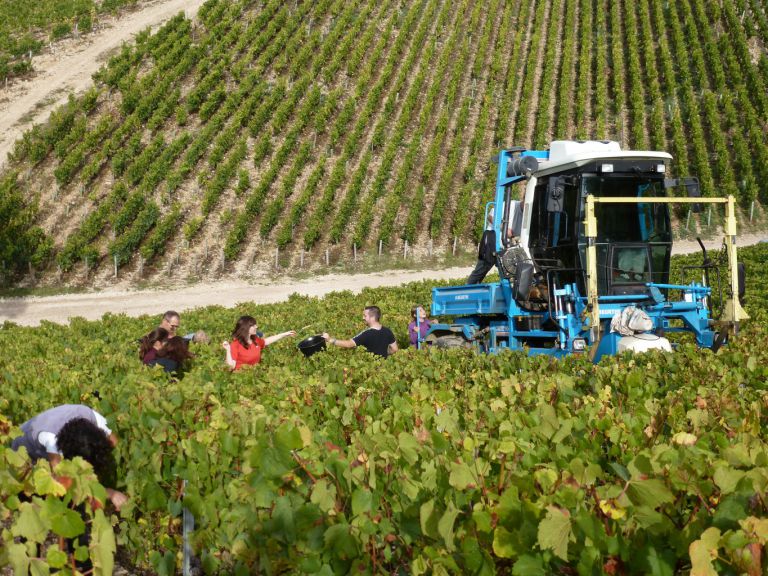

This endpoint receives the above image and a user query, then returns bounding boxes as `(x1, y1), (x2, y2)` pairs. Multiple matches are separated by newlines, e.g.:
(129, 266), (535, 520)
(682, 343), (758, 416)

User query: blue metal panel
(431, 283), (507, 316)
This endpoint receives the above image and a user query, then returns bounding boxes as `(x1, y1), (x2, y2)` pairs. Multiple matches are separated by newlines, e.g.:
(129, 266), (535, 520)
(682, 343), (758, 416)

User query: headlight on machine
(572, 338), (587, 352)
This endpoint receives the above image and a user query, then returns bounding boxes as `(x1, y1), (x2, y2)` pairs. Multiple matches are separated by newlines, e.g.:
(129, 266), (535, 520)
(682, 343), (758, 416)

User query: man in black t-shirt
(322, 306), (398, 358)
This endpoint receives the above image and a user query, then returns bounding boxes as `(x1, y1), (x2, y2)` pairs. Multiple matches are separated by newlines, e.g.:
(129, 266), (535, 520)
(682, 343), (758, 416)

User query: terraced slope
(1, 0), (767, 285)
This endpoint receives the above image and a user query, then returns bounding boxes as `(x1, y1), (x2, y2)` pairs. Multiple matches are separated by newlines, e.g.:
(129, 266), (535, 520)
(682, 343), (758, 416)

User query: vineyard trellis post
(275, 247), (279, 269)
(750, 200), (755, 222)
(353, 243), (357, 262)
(84, 256), (89, 277)
(707, 206), (711, 228)
(378, 240), (383, 256)
(428, 239), (433, 257)
(325, 249), (329, 266)
(113, 255), (118, 278)
(453, 237), (457, 255)
(138, 255), (143, 278)
(685, 209), (692, 231)
(300, 249), (304, 268)
(403, 240), (408, 259)
(182, 480), (195, 576)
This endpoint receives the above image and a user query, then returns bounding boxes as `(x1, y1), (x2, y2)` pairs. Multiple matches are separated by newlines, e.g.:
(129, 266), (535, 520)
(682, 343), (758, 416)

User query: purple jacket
(408, 320), (431, 346)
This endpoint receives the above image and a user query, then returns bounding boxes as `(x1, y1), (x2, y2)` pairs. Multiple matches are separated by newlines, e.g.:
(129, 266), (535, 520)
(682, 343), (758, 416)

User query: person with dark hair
(140, 327), (169, 365)
(152, 335), (194, 374)
(222, 315), (295, 370)
(322, 306), (398, 358)
(159, 310), (210, 344)
(159, 310), (180, 335)
(11, 404), (128, 510)
(408, 305), (433, 348)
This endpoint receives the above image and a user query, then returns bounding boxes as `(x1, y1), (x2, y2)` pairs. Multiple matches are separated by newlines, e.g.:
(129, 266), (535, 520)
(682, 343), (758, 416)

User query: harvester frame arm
(583, 195), (748, 348)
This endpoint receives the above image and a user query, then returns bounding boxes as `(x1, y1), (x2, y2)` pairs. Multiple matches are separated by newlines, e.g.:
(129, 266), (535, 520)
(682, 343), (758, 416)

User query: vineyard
(0, 0), (139, 81)
(1, 243), (768, 574)
(0, 0), (767, 284)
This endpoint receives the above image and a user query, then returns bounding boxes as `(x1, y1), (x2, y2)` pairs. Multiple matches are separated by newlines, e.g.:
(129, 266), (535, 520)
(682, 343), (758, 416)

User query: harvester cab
(425, 140), (748, 361)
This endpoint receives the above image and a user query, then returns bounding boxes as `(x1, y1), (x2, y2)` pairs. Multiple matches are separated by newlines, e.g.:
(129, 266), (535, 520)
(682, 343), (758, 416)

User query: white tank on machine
(617, 333), (672, 353)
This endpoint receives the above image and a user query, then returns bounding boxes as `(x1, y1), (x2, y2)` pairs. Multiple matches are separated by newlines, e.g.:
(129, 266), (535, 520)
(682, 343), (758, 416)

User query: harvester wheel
(710, 329), (728, 353)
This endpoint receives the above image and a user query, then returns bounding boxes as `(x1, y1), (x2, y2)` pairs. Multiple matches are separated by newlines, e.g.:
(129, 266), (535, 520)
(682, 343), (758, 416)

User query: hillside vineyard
(2, 244), (768, 573)
(3, 0), (768, 283)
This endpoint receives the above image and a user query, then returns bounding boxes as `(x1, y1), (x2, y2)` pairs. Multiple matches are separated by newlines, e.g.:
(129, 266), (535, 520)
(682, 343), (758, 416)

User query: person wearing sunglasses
(159, 310), (209, 344)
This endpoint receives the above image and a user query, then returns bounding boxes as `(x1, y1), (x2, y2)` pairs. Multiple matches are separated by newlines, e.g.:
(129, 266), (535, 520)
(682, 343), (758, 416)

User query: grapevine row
(273, 1), (403, 248)
(303, 0), (437, 249)
(531, 0), (564, 149)
(376, 0), (473, 246)
(449, 1), (502, 239)
(573, 0), (592, 140)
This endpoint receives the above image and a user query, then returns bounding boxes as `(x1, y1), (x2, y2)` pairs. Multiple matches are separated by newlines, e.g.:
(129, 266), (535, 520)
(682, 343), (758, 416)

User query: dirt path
(2, 234), (765, 327)
(0, 0), (207, 168)
(0, 266), (472, 326)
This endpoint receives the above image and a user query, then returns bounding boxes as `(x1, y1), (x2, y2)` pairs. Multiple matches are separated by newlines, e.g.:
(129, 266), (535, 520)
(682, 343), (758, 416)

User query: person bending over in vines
(12, 405), (128, 571)
(11, 404), (128, 510)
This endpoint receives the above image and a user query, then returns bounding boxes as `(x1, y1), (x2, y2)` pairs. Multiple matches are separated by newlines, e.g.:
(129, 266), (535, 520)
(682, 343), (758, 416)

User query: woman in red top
(222, 315), (295, 370)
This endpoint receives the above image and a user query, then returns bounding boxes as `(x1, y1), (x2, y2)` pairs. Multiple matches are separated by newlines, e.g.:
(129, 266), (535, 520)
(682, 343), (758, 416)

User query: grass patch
(0, 284), (88, 298)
